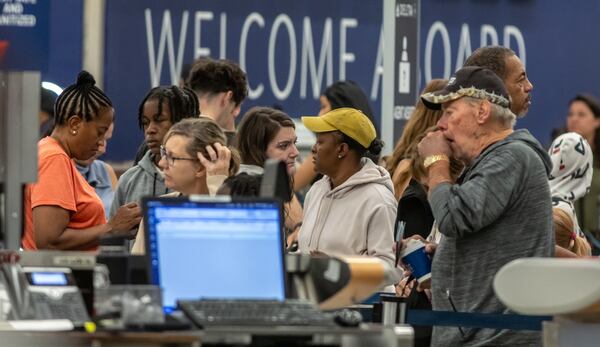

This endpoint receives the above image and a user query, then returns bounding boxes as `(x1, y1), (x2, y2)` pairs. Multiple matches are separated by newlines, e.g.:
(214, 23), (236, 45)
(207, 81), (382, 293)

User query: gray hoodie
(109, 150), (171, 219)
(298, 158), (397, 270)
(429, 129), (553, 347)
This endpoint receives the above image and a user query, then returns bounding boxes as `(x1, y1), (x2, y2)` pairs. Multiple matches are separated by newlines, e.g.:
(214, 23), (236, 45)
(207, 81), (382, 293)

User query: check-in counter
(0, 324), (413, 347)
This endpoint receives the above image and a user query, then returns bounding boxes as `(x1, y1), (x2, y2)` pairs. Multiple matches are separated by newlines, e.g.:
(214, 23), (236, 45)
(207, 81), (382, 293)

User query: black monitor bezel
(141, 195), (288, 303)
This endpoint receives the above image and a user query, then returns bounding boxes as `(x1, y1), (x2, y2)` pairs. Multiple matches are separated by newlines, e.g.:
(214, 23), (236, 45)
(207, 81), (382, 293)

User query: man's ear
(221, 91), (234, 106)
(476, 101), (492, 124)
(232, 103), (241, 118)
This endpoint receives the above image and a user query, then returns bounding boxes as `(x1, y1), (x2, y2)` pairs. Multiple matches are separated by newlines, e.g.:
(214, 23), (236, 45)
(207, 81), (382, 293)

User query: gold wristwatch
(423, 154), (450, 169)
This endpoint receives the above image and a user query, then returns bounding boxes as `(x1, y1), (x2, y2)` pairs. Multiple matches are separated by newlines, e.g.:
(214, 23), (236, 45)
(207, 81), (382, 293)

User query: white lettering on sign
(194, 11), (213, 58)
(424, 21), (451, 82)
(300, 17), (333, 99)
(423, 21), (527, 82)
(143, 10), (526, 103)
(394, 105), (416, 120)
(268, 14), (297, 100)
(145, 9), (188, 87)
(455, 23), (472, 71)
(480, 24), (499, 47)
(370, 25), (384, 101)
(219, 13), (227, 59)
(339, 17), (357, 81)
(3, 2), (23, 13)
(239, 12), (265, 99)
(0, 0), (36, 27)
(504, 25), (526, 66)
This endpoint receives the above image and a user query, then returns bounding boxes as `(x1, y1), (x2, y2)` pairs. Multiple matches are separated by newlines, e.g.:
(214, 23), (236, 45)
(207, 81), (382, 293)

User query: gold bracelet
(423, 154), (450, 169)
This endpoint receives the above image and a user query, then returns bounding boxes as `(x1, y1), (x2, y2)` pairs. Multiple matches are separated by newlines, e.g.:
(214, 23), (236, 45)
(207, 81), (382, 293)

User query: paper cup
(400, 239), (432, 284)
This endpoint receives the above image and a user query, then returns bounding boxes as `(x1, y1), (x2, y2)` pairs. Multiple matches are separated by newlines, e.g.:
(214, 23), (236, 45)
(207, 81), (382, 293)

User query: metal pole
(1, 71), (39, 250)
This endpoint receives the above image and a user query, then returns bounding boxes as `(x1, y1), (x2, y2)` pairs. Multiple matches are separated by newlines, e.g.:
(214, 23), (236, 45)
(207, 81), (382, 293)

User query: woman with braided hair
(22, 71), (142, 251)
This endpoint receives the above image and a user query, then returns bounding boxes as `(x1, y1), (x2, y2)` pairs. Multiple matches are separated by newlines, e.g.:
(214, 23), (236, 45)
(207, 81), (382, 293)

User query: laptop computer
(142, 195), (287, 313)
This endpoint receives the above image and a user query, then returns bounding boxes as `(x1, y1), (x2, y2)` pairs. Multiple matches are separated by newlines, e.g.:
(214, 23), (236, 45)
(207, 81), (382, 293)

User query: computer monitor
(260, 159), (292, 203)
(143, 196), (286, 312)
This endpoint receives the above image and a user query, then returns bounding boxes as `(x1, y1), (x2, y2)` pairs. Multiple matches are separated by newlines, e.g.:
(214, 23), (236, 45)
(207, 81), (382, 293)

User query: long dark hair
(235, 107), (295, 167)
(569, 94), (600, 167)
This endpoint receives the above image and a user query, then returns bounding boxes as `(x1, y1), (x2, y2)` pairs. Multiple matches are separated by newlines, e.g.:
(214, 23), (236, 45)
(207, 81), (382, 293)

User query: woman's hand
(108, 202), (142, 236)
(395, 273), (415, 297)
(198, 143), (231, 176)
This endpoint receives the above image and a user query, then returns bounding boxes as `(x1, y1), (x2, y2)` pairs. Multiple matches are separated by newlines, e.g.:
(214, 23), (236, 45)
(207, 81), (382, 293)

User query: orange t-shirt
(22, 137), (107, 251)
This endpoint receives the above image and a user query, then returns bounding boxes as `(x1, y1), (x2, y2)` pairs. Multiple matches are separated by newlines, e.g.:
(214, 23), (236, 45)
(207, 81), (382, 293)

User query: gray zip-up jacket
(109, 150), (171, 219)
(429, 129), (553, 347)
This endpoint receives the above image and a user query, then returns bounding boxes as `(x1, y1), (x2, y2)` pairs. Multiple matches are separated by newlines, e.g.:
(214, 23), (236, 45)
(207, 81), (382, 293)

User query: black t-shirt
(396, 179), (434, 240)
(396, 179), (433, 347)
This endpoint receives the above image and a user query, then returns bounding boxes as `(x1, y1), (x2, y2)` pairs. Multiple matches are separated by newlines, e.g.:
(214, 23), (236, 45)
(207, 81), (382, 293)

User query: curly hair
(187, 58), (248, 106)
(463, 46), (516, 81)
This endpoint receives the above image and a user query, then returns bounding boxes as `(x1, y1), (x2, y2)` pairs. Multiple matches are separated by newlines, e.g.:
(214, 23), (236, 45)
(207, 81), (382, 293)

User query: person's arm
(34, 205), (110, 250)
(555, 245), (577, 258)
(429, 149), (522, 238)
(284, 195), (303, 230)
(34, 202), (141, 250)
(293, 155), (318, 191)
(109, 174), (129, 218)
(130, 220), (146, 255)
(198, 142), (231, 196)
(366, 202), (397, 266)
(284, 195), (303, 247)
(105, 162), (118, 190)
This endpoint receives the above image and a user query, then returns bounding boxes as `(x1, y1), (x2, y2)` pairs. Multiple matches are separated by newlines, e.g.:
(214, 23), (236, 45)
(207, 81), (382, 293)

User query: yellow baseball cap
(301, 108), (376, 149)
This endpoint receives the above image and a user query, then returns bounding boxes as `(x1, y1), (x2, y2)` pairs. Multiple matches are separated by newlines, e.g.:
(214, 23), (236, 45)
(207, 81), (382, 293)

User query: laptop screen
(144, 197), (286, 311)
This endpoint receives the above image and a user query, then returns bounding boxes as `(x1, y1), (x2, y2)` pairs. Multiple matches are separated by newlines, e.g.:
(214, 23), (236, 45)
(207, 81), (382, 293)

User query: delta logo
(0, 40), (8, 64)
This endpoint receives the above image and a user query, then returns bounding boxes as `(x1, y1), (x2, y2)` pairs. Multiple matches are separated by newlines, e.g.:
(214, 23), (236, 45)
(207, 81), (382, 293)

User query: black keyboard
(178, 299), (334, 327)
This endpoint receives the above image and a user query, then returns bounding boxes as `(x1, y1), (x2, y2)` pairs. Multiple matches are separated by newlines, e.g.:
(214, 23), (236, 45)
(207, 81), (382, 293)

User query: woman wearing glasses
(131, 117), (239, 254)
(110, 86), (199, 222)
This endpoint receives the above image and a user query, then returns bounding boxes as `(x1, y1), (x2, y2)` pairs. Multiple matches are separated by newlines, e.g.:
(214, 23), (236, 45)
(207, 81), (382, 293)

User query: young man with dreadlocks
(110, 86), (199, 226)
(22, 71), (142, 251)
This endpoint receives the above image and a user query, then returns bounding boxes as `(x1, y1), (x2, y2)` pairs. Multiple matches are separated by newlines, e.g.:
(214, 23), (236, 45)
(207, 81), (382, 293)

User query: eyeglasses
(160, 145), (197, 166)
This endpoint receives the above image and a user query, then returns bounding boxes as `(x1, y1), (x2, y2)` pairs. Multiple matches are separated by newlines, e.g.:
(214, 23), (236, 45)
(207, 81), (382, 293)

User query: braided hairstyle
(137, 86), (200, 129)
(54, 71), (113, 125)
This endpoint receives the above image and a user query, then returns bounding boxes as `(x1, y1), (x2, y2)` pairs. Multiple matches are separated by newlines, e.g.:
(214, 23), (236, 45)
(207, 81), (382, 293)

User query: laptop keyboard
(178, 299), (334, 327)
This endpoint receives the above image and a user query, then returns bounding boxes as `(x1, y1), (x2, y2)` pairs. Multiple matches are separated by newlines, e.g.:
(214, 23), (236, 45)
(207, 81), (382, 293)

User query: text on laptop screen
(145, 200), (285, 310)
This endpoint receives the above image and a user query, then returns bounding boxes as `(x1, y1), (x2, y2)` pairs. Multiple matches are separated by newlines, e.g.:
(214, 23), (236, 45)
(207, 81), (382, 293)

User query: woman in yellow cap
(298, 108), (397, 277)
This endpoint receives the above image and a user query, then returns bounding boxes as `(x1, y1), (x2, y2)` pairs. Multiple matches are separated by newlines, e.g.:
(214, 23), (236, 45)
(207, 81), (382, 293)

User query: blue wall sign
(0, 0), (49, 71)
(98, 0), (598, 161)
